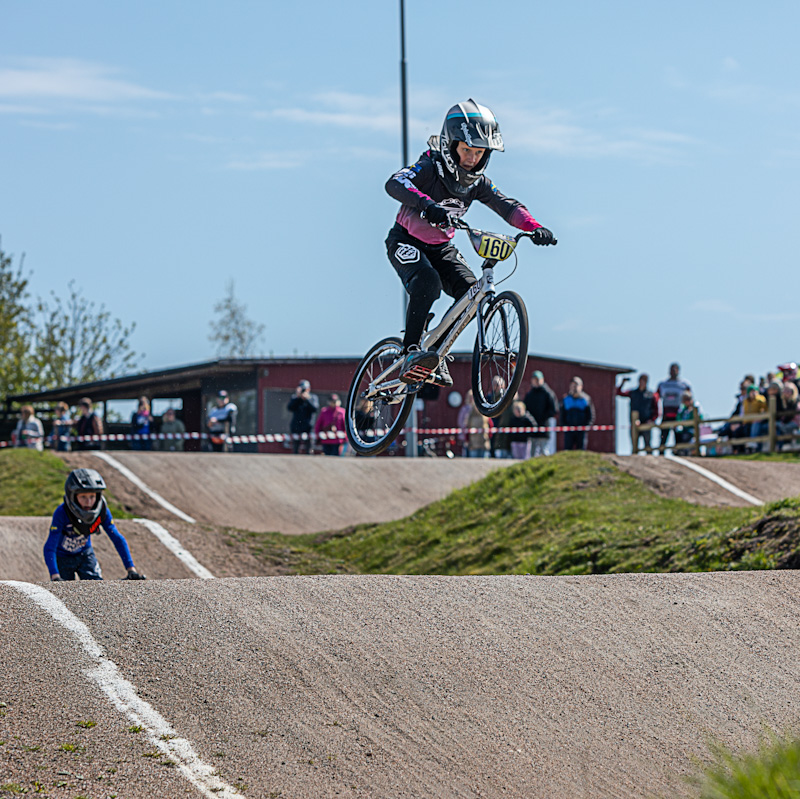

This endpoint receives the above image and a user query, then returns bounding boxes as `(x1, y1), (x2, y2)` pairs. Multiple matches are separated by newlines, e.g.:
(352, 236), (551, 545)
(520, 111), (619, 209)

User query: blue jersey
(43, 502), (134, 575)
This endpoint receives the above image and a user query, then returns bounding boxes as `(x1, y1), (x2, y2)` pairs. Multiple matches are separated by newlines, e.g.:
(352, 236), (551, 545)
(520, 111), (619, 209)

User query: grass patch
(246, 452), (800, 576)
(691, 733), (800, 798)
(0, 449), (132, 518)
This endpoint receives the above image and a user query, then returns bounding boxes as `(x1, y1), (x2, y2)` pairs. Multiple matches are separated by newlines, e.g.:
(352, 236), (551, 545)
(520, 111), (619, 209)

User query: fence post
(692, 407), (701, 456)
(631, 410), (639, 454)
(768, 394), (777, 454)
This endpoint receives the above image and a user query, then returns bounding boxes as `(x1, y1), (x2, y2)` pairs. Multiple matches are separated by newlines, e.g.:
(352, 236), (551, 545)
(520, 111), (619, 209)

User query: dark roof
(6, 354), (634, 407)
(5, 359), (263, 407)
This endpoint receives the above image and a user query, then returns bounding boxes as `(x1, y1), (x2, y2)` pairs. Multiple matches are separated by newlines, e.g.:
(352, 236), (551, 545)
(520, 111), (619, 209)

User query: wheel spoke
(471, 292), (528, 418)
(346, 338), (414, 455)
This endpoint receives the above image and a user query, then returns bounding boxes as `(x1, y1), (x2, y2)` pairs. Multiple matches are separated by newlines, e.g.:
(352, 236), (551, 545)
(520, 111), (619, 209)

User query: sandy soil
(59, 451), (509, 534)
(606, 454), (800, 507)
(3, 454), (800, 797)
(2, 572), (800, 798)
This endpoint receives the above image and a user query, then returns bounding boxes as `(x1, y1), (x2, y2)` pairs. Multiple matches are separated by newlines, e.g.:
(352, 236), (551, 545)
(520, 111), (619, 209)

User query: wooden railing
(631, 395), (800, 455)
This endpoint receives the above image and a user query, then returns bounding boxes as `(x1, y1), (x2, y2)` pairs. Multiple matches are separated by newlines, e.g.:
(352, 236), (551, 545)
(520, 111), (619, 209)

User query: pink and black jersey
(386, 149), (541, 246)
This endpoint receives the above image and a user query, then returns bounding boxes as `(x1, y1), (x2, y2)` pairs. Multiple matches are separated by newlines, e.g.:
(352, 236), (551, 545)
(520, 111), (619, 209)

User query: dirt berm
(62, 451), (510, 534)
(2, 572), (800, 798)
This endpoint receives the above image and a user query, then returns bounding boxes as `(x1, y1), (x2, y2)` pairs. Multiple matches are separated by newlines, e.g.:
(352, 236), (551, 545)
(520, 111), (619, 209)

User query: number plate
(469, 230), (517, 261)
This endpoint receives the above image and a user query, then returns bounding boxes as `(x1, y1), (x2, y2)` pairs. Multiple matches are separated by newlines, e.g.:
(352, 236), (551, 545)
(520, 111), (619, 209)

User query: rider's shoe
(399, 346), (439, 384)
(431, 357), (453, 387)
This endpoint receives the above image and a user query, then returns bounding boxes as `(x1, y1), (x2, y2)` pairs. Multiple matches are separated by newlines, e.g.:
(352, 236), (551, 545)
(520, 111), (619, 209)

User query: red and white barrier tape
(2, 424), (617, 449)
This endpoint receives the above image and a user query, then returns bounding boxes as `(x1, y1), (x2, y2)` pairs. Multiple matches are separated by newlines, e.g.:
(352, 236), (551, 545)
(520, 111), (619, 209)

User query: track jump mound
(606, 454), (800, 507)
(60, 452), (511, 533)
(0, 514), (285, 583)
(2, 571), (800, 798)
(0, 516), (198, 583)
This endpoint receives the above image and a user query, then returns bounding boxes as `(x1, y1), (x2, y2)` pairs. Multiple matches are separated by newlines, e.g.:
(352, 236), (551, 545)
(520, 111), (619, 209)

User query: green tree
(208, 280), (265, 358)
(33, 281), (141, 387)
(0, 242), (36, 398)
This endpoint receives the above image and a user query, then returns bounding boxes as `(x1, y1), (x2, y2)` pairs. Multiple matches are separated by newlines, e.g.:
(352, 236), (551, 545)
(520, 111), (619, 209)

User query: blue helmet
(437, 99), (504, 188)
(64, 468), (106, 526)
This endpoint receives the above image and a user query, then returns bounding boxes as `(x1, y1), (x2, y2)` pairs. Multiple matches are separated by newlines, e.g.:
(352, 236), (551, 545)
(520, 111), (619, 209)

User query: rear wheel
(346, 337), (415, 456)
(471, 291), (529, 417)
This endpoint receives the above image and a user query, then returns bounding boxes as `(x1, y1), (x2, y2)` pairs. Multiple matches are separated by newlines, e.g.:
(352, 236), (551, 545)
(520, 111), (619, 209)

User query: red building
(7, 354), (632, 454)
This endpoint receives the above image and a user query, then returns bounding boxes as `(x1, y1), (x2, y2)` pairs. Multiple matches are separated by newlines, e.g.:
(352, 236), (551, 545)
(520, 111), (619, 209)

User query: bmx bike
(345, 219), (556, 456)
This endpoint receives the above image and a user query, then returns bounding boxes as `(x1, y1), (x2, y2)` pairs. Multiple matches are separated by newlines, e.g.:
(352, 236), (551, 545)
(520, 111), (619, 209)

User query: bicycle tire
(471, 291), (529, 417)
(346, 336), (415, 456)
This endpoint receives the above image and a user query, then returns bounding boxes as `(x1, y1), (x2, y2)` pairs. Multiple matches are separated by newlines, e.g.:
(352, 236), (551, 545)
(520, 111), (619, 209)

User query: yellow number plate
(469, 231), (517, 262)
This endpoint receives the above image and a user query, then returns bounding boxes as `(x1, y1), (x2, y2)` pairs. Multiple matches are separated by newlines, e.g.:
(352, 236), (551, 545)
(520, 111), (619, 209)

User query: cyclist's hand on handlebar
(531, 227), (557, 246)
(422, 203), (451, 227)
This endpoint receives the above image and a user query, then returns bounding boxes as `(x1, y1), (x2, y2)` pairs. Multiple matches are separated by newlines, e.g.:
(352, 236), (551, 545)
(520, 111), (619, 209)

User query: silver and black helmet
(435, 99), (504, 188)
(64, 468), (106, 526)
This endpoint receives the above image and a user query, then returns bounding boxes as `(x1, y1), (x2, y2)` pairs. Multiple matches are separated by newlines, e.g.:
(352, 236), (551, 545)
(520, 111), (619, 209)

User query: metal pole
(399, 0), (417, 457)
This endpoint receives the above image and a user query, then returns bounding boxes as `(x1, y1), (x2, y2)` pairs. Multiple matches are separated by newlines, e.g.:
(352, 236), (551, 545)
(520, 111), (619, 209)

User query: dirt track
(63, 452), (509, 534)
(3, 572), (800, 798)
(3, 453), (800, 797)
(607, 454), (800, 507)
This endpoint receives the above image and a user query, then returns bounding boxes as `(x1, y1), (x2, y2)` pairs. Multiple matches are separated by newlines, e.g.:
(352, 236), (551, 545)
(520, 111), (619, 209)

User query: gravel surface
(3, 572), (800, 798)
(58, 451), (510, 534)
(4, 454), (800, 797)
(606, 454), (800, 507)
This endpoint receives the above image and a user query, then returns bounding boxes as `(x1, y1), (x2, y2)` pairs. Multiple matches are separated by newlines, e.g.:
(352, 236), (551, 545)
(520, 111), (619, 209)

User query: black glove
(531, 227), (556, 246)
(124, 570), (147, 580)
(422, 204), (450, 227)
(50, 574), (64, 582)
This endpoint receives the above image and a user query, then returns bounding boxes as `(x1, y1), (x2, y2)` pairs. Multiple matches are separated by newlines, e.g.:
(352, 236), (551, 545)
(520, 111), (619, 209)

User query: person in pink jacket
(314, 394), (347, 456)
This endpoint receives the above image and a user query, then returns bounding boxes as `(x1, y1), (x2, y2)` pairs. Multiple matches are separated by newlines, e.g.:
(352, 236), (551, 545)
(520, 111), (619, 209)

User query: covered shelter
(4, 354), (633, 453)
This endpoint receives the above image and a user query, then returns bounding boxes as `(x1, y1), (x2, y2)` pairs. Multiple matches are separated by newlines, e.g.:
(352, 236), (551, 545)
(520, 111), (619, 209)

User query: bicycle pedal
(400, 365), (433, 383)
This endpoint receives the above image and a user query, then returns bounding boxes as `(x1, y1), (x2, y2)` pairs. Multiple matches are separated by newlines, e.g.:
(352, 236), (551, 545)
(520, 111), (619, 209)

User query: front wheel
(346, 337), (415, 456)
(471, 291), (529, 417)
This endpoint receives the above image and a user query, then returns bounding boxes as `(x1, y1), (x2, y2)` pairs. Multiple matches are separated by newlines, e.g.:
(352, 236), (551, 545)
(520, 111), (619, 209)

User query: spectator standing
(778, 362), (800, 394)
(159, 408), (186, 452)
(457, 391), (473, 457)
(717, 375), (754, 452)
(656, 363), (692, 453)
(287, 380), (318, 454)
(674, 391), (703, 452)
(50, 401), (73, 452)
(561, 376), (595, 451)
(523, 370), (559, 457)
(508, 400), (536, 460)
(777, 382), (800, 446)
(14, 405), (45, 451)
(488, 376), (513, 459)
(743, 383), (767, 450)
(44, 468), (144, 582)
(73, 398), (104, 451)
(130, 396), (153, 451)
(208, 390), (238, 453)
(617, 374), (659, 454)
(314, 394), (347, 456)
(458, 390), (491, 457)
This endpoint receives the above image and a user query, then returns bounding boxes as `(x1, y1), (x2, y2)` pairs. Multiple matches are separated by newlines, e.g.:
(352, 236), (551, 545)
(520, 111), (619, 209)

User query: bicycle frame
(363, 220), (532, 400)
(364, 263), (497, 399)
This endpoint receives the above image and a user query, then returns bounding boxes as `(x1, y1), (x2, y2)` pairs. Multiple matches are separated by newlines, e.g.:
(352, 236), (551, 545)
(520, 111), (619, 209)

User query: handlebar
(450, 217), (557, 246)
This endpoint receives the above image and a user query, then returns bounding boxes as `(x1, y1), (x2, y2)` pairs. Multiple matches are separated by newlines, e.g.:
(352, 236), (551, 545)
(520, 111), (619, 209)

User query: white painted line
(91, 452), (197, 524)
(664, 454), (765, 506)
(1, 580), (240, 799)
(135, 518), (215, 580)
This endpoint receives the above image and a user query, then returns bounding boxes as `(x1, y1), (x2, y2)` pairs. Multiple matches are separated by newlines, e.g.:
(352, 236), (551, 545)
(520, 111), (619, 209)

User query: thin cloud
(226, 152), (305, 170)
(691, 299), (800, 323)
(265, 90), (693, 163)
(0, 58), (174, 103)
(504, 106), (693, 162)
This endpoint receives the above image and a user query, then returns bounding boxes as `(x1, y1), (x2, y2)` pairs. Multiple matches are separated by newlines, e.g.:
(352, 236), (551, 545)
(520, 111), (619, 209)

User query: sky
(2, 1), (799, 435)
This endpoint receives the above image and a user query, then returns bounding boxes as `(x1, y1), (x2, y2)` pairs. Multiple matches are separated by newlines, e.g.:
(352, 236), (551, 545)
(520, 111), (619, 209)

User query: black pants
(56, 549), (103, 580)
(564, 431), (587, 451)
(386, 225), (476, 349)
